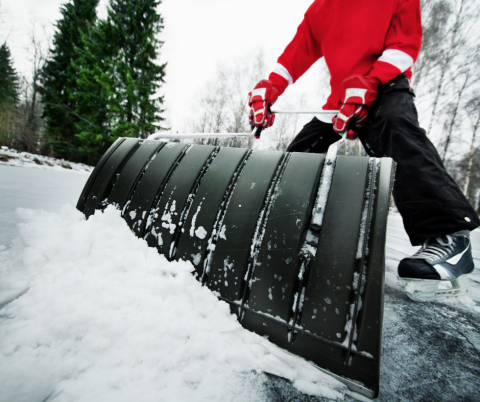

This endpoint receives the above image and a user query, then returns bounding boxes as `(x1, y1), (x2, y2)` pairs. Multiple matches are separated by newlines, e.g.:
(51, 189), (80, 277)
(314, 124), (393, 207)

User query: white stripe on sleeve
(272, 63), (294, 85)
(378, 49), (414, 73)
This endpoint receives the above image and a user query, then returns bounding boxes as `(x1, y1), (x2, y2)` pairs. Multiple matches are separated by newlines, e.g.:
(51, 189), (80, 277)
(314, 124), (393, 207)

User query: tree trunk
(412, 0), (435, 89)
(463, 111), (480, 196)
(427, 0), (466, 137)
(29, 74), (38, 128)
(442, 74), (468, 162)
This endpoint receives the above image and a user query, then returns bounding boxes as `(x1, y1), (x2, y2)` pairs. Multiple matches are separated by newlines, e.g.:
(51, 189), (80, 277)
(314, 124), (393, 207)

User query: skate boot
(398, 230), (474, 302)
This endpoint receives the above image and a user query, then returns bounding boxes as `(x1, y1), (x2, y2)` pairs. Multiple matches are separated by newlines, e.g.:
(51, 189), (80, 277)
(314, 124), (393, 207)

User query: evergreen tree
(40, 0), (99, 147)
(0, 42), (21, 148)
(70, 0), (166, 162)
(0, 42), (21, 105)
(106, 0), (166, 138)
(70, 19), (117, 163)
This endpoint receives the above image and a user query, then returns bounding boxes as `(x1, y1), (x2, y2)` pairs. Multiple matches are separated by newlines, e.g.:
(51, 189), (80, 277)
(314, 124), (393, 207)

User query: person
(248, 0), (479, 301)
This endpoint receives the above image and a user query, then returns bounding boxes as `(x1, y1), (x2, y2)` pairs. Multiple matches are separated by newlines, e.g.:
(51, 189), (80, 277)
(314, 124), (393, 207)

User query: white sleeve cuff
(272, 63), (293, 85)
(378, 49), (414, 73)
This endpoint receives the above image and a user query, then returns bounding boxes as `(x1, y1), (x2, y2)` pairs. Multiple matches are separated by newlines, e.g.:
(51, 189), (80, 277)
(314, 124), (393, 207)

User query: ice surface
(0, 165), (90, 247)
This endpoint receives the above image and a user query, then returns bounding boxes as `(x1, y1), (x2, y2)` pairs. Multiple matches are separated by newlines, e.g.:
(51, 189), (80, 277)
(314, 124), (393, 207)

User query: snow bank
(0, 205), (346, 402)
(0, 146), (93, 174)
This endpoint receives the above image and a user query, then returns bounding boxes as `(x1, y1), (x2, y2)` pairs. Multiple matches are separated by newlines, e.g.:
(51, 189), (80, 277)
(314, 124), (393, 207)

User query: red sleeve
(272, 16), (323, 87)
(367, 0), (423, 84)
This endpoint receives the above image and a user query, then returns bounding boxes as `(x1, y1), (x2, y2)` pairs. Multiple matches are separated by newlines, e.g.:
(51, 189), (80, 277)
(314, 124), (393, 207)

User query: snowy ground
(1, 164), (479, 401)
(0, 165), (90, 248)
(0, 146), (93, 174)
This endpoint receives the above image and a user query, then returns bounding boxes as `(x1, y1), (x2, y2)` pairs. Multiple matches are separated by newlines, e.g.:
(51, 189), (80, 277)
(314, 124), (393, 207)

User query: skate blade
(404, 276), (471, 302)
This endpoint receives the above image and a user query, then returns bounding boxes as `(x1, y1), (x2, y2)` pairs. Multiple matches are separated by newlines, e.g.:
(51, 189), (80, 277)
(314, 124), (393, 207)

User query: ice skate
(398, 230), (474, 302)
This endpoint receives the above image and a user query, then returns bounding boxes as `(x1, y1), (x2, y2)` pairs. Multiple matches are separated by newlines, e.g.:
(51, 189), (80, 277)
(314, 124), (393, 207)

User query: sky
(1, 0), (326, 132)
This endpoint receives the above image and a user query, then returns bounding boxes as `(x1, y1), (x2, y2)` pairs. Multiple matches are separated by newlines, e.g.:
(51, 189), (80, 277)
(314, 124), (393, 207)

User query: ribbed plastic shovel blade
(77, 139), (395, 398)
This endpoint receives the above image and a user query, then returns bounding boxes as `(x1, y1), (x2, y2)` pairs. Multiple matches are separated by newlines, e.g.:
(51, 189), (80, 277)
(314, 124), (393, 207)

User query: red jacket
(270, 0), (423, 111)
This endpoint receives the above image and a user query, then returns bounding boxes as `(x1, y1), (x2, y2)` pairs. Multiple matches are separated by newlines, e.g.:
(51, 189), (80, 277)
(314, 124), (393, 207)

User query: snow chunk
(191, 253), (202, 266)
(189, 204), (202, 237)
(195, 226), (207, 239)
(219, 224), (227, 240)
(311, 142), (337, 229)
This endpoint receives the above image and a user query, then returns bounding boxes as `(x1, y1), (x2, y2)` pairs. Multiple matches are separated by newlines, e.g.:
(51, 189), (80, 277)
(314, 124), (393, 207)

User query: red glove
(333, 75), (380, 137)
(248, 73), (288, 137)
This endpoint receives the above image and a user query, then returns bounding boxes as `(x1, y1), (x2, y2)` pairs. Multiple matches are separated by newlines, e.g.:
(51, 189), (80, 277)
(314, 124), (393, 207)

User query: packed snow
(0, 204), (345, 402)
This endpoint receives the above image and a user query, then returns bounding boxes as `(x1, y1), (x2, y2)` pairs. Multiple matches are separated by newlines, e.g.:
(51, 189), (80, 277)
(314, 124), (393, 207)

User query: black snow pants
(287, 74), (480, 246)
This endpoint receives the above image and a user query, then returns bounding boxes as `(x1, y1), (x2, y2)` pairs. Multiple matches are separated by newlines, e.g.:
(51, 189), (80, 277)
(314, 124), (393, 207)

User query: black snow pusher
(77, 136), (395, 399)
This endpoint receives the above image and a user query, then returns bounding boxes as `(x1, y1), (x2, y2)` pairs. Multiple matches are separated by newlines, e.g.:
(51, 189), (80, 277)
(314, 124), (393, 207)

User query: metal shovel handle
(272, 110), (339, 115)
(147, 132), (254, 140)
(147, 110), (340, 140)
